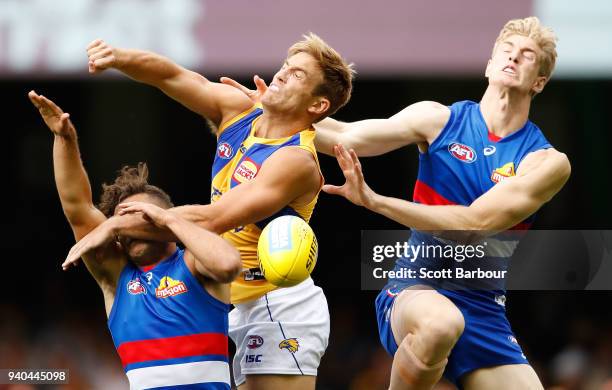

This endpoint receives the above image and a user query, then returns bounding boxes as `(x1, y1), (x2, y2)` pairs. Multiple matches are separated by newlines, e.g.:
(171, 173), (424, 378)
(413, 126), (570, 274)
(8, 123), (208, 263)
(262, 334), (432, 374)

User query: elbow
(215, 248), (242, 283)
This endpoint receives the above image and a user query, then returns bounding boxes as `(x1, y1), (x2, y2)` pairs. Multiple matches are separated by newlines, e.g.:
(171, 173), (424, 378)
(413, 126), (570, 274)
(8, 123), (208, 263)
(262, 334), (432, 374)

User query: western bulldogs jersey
(211, 104), (322, 304)
(393, 100), (552, 292)
(108, 249), (231, 389)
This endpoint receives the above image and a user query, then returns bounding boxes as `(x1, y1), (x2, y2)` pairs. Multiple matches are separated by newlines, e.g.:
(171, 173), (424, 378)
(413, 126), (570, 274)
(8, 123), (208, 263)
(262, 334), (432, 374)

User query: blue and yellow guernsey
(211, 104), (322, 304)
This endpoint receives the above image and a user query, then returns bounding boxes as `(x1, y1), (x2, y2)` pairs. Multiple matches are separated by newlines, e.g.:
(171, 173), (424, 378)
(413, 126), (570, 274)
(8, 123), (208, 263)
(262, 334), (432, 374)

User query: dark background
(2, 76), (611, 389)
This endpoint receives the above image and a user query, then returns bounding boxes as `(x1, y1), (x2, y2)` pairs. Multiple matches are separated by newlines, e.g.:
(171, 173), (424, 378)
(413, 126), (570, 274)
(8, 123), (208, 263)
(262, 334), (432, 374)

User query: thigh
(461, 364), (543, 390)
(390, 285), (463, 345)
(239, 374), (316, 390)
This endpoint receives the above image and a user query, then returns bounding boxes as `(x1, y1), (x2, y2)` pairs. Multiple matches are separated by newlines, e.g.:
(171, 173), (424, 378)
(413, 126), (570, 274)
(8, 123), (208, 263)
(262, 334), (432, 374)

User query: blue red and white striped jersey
(108, 249), (231, 390)
(394, 100), (552, 292)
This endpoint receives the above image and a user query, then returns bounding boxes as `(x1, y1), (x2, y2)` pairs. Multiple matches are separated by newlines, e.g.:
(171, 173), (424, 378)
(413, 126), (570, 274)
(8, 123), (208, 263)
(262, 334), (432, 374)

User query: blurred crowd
(1, 295), (612, 390)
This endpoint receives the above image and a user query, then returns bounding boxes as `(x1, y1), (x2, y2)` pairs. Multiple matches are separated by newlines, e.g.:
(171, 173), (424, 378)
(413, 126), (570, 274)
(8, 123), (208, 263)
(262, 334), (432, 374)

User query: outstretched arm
(324, 144), (571, 234)
(65, 147), (321, 262)
(86, 39), (253, 129)
(218, 75), (450, 156)
(29, 91), (124, 296)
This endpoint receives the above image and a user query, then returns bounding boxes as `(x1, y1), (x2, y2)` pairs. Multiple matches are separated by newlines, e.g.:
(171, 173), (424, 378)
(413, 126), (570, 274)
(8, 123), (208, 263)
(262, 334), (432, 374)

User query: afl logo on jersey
(217, 142), (233, 159)
(233, 158), (260, 183)
(127, 279), (147, 295)
(448, 142), (477, 163)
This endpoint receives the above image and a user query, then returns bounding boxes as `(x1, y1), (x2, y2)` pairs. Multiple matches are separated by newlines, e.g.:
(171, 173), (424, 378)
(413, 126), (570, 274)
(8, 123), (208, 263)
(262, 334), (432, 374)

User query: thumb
(322, 184), (343, 196)
(254, 75), (268, 94)
(220, 76), (250, 94)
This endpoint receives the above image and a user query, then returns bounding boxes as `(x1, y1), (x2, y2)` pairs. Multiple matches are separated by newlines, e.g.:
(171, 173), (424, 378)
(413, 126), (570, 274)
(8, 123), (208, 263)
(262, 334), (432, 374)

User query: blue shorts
(375, 283), (528, 387)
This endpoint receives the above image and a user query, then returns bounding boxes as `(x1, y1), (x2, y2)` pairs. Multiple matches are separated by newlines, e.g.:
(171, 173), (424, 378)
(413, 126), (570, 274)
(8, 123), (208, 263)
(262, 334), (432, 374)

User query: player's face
(114, 193), (170, 265)
(486, 34), (548, 95)
(262, 52), (329, 118)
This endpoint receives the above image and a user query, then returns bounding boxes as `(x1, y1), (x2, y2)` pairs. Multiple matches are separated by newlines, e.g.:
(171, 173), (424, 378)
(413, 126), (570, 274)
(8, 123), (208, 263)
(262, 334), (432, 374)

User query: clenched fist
(86, 39), (118, 74)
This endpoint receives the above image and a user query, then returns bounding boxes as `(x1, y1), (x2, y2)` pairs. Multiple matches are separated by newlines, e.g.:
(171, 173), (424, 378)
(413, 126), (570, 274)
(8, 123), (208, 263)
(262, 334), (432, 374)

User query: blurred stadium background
(2, 0), (611, 389)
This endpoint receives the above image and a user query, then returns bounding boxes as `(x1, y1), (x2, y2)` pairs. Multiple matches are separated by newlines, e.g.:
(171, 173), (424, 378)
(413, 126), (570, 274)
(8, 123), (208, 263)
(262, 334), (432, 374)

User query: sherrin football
(257, 215), (318, 287)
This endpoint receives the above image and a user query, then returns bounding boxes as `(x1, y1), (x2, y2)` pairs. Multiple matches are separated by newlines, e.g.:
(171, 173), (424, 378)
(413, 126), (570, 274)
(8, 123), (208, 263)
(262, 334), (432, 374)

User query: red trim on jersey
(488, 131), (502, 142)
(509, 222), (532, 230)
(140, 265), (156, 272)
(413, 180), (457, 205)
(117, 332), (228, 366)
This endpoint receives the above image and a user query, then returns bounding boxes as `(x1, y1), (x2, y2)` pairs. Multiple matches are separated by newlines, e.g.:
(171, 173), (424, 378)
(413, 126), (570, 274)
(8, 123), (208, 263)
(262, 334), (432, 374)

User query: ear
(531, 75), (548, 94)
(308, 97), (331, 117)
(485, 59), (492, 78)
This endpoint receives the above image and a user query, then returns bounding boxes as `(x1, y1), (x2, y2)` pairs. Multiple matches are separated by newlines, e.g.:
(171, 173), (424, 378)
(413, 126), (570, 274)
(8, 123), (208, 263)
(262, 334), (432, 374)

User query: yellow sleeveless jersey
(211, 104), (322, 304)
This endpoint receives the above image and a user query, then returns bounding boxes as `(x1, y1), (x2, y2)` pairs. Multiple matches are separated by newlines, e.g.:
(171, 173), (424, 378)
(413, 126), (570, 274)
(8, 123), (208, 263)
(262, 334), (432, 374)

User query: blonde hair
(494, 16), (558, 79)
(288, 33), (355, 119)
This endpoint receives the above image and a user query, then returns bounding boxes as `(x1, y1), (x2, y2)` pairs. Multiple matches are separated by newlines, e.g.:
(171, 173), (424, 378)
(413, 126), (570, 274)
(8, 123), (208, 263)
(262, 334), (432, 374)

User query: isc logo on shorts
(245, 354), (262, 363)
(448, 142), (477, 163)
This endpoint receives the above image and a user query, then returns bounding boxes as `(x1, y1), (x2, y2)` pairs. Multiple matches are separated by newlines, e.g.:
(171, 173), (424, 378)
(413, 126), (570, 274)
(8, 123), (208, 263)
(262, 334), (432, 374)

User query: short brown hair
(288, 33), (355, 119)
(98, 162), (173, 218)
(494, 16), (558, 79)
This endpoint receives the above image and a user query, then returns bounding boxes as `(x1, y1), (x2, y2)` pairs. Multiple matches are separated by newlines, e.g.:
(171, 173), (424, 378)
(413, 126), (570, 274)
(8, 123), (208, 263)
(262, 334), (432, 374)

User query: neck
(480, 85), (532, 138)
(132, 242), (177, 268)
(256, 109), (312, 139)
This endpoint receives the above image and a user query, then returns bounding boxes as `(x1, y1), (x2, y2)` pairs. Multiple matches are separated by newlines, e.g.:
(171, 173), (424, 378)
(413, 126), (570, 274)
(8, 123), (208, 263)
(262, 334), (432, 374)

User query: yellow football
(258, 215), (318, 287)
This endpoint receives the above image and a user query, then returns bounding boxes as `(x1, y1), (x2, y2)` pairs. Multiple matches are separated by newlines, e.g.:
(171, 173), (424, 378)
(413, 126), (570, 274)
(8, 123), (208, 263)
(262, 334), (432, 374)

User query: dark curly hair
(98, 162), (173, 218)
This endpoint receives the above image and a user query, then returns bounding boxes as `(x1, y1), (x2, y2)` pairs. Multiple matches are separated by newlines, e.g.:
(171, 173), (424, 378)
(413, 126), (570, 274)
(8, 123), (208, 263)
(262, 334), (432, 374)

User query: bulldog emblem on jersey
(491, 162), (515, 183)
(155, 276), (188, 298)
(233, 157), (260, 184)
(448, 142), (477, 163)
(127, 279), (147, 295)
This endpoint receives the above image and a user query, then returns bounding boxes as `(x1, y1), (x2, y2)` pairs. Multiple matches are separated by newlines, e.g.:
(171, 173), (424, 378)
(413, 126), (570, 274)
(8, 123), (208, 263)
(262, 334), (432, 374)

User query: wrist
(364, 191), (382, 211)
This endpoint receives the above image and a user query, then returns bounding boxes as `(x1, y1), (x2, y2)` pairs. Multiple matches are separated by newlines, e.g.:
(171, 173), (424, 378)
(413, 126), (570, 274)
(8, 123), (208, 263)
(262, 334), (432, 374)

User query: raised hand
(28, 91), (76, 137)
(86, 39), (117, 74)
(322, 144), (376, 208)
(62, 221), (116, 270)
(116, 201), (174, 228)
(220, 75), (268, 104)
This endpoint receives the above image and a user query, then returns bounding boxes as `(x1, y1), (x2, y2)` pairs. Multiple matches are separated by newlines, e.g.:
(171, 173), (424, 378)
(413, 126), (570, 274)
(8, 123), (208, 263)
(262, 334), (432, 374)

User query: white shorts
(229, 278), (330, 386)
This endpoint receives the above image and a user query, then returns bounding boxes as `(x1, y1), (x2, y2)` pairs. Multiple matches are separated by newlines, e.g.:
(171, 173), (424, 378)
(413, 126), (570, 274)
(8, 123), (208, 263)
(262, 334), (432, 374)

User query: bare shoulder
(392, 101), (451, 143)
(262, 146), (318, 176)
(518, 148), (571, 178)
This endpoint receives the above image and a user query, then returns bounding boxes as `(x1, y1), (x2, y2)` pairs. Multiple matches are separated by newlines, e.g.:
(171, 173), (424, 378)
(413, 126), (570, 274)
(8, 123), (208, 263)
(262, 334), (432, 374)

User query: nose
(508, 48), (520, 63)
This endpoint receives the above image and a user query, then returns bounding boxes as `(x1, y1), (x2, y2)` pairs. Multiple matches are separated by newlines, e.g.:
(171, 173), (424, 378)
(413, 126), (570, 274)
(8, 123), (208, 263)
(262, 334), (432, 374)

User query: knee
(417, 308), (465, 352)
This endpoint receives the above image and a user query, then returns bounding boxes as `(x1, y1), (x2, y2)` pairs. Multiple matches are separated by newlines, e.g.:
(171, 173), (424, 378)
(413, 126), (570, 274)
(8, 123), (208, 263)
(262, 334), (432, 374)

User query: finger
(253, 75), (268, 94)
(28, 91), (42, 109)
(334, 144), (352, 170)
(93, 56), (115, 70)
(88, 47), (112, 63)
(38, 95), (63, 115)
(321, 184), (344, 196)
(117, 205), (144, 215)
(86, 39), (104, 52)
(219, 76), (252, 95)
(88, 61), (95, 74)
(349, 149), (362, 171)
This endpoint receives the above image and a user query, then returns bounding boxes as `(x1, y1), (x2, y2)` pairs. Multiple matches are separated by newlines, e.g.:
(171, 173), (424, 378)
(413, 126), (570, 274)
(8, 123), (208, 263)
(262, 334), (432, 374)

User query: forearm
(111, 214), (177, 242)
(368, 193), (487, 232)
(53, 132), (96, 220)
(166, 216), (240, 282)
(114, 48), (183, 86)
(170, 204), (224, 234)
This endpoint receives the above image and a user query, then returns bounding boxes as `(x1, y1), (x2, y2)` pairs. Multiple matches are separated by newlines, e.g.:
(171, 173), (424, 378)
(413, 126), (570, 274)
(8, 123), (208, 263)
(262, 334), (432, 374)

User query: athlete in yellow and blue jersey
(73, 34), (354, 390)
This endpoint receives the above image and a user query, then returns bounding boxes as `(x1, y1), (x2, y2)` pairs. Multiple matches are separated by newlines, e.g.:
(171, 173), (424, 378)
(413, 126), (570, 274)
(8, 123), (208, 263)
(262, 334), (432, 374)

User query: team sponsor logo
(448, 142), (477, 163)
(232, 157), (260, 183)
(155, 276), (188, 298)
(484, 145), (497, 156)
(127, 279), (147, 295)
(245, 354), (262, 363)
(491, 162), (515, 183)
(144, 272), (153, 285)
(217, 142), (233, 159)
(247, 335), (264, 349)
(279, 338), (300, 353)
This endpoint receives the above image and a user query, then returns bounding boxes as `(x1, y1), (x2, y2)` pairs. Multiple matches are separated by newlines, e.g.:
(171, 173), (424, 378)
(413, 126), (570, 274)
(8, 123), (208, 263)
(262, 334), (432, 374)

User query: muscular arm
(367, 149), (571, 233)
(110, 147), (320, 238)
(29, 92), (124, 292)
(87, 40), (253, 128)
(314, 101), (450, 156)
